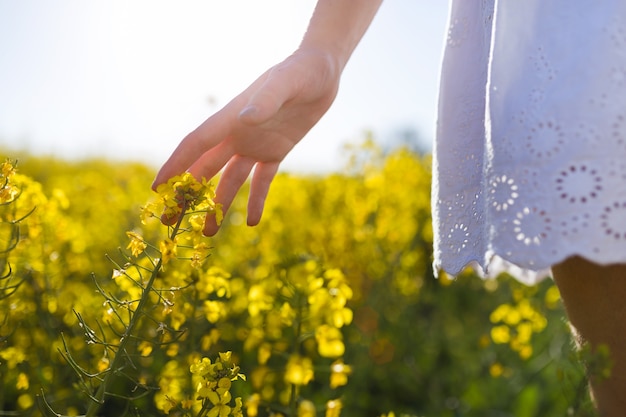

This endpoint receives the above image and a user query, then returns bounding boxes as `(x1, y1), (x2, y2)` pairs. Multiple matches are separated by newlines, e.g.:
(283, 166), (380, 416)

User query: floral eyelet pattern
(433, 0), (626, 284)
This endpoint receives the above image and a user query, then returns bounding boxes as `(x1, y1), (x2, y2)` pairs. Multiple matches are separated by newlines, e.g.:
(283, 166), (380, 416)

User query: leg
(552, 256), (626, 417)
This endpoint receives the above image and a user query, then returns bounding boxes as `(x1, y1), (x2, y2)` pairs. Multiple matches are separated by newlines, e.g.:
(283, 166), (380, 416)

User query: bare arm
(300, 0), (383, 72)
(153, 0), (382, 236)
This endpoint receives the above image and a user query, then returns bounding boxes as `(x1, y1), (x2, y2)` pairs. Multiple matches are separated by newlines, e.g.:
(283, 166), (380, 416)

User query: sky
(0, 1), (449, 173)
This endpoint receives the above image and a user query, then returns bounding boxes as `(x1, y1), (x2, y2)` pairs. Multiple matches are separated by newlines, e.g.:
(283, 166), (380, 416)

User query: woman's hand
(152, 48), (341, 235)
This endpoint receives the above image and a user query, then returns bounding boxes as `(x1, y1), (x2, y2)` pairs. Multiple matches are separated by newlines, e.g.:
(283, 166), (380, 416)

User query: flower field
(0, 143), (596, 416)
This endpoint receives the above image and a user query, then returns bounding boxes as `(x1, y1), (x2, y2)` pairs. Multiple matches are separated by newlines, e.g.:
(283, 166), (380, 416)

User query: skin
(552, 257), (626, 417)
(152, 0), (383, 236)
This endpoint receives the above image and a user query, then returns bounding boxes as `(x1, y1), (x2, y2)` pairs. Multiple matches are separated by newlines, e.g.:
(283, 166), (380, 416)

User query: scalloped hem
(434, 251), (626, 286)
(433, 255), (553, 286)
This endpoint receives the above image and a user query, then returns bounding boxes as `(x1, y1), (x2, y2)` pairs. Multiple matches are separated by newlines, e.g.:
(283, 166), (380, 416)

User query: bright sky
(0, 1), (449, 173)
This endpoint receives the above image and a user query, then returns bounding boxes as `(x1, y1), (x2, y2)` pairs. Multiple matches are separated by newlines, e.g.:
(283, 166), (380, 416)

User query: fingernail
(239, 105), (258, 119)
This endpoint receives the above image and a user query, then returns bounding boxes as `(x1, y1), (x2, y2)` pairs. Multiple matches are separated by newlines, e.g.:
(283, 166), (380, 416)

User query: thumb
(238, 68), (297, 125)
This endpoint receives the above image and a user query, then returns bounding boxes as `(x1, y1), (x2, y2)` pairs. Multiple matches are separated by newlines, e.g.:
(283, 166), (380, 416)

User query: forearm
(299, 0), (382, 71)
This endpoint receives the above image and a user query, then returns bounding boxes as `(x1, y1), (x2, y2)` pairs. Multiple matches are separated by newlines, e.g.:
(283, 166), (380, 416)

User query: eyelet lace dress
(432, 0), (626, 284)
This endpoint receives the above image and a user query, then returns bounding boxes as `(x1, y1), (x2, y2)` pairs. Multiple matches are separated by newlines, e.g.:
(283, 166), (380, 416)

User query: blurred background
(0, 3), (597, 415)
(0, 0), (448, 173)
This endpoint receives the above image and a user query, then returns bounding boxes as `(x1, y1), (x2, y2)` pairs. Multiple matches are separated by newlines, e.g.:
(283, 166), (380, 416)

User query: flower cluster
(189, 352), (245, 417)
(51, 171), (228, 416)
(489, 298), (548, 359)
(0, 159), (18, 204)
(144, 172), (222, 226)
(230, 258), (353, 416)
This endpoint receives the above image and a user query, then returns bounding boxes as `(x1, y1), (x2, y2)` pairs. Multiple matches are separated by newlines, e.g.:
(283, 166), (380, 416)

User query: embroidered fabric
(432, 0), (626, 285)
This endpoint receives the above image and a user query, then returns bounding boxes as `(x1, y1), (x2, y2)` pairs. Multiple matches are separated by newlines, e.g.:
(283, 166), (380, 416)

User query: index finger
(152, 106), (236, 189)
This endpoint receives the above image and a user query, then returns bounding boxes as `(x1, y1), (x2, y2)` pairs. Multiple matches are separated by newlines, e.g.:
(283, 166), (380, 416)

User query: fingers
(152, 108), (235, 189)
(247, 162), (279, 226)
(187, 141), (235, 183)
(203, 155), (256, 236)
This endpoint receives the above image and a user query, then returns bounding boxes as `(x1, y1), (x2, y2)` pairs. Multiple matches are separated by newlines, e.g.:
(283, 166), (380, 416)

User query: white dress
(432, 0), (626, 284)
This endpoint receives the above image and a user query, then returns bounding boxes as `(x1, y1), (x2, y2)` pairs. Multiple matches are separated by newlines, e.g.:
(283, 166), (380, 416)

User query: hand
(152, 48), (341, 235)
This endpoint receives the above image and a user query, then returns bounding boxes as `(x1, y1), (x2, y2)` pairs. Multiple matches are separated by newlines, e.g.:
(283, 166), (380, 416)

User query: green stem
(85, 208), (186, 417)
(194, 399), (212, 417)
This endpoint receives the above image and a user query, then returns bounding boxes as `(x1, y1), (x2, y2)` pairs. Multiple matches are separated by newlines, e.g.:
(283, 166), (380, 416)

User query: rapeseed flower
(189, 353), (245, 417)
(325, 399), (342, 417)
(0, 159), (15, 178)
(246, 394), (261, 417)
(232, 397), (243, 417)
(489, 299), (548, 358)
(160, 238), (178, 264)
(203, 300), (225, 323)
(315, 325), (345, 358)
(298, 400), (316, 417)
(126, 231), (147, 257)
(155, 172), (221, 221)
(190, 357), (213, 377)
(491, 325), (511, 344)
(16, 372), (29, 390)
(207, 389), (232, 417)
(329, 360), (352, 389)
(0, 346), (26, 369)
(0, 160), (18, 204)
(285, 354), (314, 386)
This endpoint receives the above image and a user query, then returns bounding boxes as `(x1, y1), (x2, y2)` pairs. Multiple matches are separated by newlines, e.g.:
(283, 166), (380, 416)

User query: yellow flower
(489, 304), (511, 324)
(16, 373), (29, 390)
(0, 160), (18, 203)
(218, 350), (232, 363)
(490, 362), (504, 378)
(491, 325), (511, 344)
(246, 393), (261, 417)
(97, 355), (110, 373)
(190, 357), (213, 377)
(315, 325), (345, 358)
(139, 341), (153, 357)
(217, 377), (232, 395)
(207, 390), (232, 417)
(140, 200), (160, 224)
(298, 400), (316, 417)
(0, 159), (15, 178)
(204, 300), (225, 324)
(17, 394), (34, 410)
(258, 343), (272, 365)
(285, 355), (314, 386)
(160, 238), (178, 264)
(155, 172), (219, 220)
(329, 360), (352, 389)
(545, 285), (561, 309)
(517, 345), (533, 360)
(181, 398), (195, 410)
(201, 329), (221, 351)
(0, 347), (27, 369)
(191, 242), (211, 269)
(232, 397), (244, 417)
(325, 399), (342, 417)
(160, 396), (178, 414)
(126, 231), (147, 257)
(0, 182), (18, 204)
(196, 380), (215, 399)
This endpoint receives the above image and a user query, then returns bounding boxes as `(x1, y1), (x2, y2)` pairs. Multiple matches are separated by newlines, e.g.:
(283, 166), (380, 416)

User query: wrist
(292, 45), (343, 81)
(298, 34), (352, 72)
(298, 0), (382, 72)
